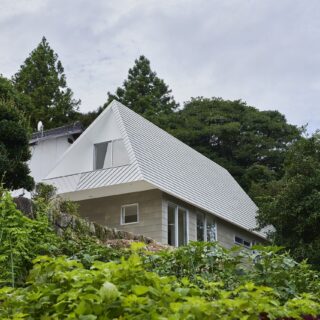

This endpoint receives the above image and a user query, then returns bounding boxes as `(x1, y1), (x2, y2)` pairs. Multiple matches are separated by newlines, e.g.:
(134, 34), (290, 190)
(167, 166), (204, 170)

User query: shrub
(0, 190), (60, 287)
(1, 189), (320, 318)
(0, 252), (319, 319)
(0, 190), (124, 285)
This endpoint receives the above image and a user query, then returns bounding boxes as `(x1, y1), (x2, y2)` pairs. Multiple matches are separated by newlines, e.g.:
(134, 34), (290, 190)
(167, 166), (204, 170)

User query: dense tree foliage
(0, 75), (32, 118)
(166, 97), (301, 197)
(257, 134), (320, 266)
(13, 37), (80, 130)
(106, 55), (178, 123)
(0, 101), (34, 190)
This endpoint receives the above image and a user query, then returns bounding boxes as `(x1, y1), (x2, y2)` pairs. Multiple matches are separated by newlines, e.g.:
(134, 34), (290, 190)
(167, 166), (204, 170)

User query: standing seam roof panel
(113, 101), (259, 232)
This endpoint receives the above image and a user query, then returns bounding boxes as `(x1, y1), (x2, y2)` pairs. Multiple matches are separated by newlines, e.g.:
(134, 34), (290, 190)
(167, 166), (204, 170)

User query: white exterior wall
(29, 136), (72, 183)
(46, 109), (123, 178)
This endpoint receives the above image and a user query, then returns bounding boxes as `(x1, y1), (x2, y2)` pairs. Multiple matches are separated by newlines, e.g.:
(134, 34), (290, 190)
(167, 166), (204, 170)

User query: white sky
(1, 0), (320, 131)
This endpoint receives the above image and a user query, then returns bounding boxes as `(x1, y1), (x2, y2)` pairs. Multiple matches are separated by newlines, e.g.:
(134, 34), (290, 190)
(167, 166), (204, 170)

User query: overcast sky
(1, 0), (320, 131)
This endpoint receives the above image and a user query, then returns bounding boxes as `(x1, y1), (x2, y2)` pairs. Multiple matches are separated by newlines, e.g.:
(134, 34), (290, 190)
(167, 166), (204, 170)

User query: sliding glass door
(167, 204), (188, 246)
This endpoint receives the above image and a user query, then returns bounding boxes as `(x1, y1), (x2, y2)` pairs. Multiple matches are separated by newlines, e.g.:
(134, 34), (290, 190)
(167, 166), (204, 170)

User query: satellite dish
(37, 121), (44, 133)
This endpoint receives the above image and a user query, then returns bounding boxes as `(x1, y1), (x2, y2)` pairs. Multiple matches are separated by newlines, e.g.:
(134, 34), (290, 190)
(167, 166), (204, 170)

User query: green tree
(168, 97), (301, 197)
(0, 100), (34, 191)
(0, 75), (33, 120)
(106, 55), (178, 123)
(257, 134), (320, 266)
(13, 37), (80, 130)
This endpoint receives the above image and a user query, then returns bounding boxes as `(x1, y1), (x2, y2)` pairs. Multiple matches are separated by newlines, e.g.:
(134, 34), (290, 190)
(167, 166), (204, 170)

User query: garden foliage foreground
(0, 191), (320, 319)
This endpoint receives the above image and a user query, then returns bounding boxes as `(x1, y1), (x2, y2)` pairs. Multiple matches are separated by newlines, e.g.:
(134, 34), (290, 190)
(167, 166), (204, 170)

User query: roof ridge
(111, 101), (144, 179)
(113, 100), (229, 174)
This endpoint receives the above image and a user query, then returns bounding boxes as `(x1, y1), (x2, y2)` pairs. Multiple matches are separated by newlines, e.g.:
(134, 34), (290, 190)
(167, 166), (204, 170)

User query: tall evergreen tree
(106, 56), (178, 122)
(13, 37), (80, 130)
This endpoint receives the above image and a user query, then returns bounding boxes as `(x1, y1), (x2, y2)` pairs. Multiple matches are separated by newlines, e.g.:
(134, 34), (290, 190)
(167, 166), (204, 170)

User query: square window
(121, 204), (139, 224)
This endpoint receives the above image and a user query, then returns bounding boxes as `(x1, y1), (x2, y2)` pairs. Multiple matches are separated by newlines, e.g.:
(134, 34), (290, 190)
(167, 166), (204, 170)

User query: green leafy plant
(0, 190), (60, 286)
(0, 252), (319, 319)
(1, 189), (320, 318)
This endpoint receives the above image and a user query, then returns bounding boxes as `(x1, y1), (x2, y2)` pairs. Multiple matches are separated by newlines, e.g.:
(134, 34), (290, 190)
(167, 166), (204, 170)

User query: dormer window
(94, 139), (129, 170)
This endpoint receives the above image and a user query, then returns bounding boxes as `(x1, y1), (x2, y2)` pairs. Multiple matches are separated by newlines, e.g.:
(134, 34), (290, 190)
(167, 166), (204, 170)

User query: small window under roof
(94, 139), (129, 170)
(94, 142), (111, 170)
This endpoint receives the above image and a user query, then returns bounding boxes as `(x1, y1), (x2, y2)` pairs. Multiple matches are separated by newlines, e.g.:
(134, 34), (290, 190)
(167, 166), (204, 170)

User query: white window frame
(93, 138), (129, 170)
(93, 140), (112, 170)
(167, 202), (189, 247)
(120, 203), (139, 225)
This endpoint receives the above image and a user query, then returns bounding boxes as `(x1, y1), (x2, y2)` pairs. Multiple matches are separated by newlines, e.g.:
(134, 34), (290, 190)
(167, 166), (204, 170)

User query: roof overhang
(58, 180), (157, 202)
(56, 177), (268, 241)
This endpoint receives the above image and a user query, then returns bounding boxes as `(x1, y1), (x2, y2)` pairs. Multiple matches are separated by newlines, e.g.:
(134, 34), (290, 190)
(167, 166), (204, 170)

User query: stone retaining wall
(14, 197), (155, 245)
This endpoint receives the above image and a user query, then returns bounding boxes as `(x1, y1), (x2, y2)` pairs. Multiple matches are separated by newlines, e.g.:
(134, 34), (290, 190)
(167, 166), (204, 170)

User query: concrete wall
(215, 216), (264, 249)
(77, 189), (164, 243)
(77, 189), (265, 247)
(162, 192), (265, 248)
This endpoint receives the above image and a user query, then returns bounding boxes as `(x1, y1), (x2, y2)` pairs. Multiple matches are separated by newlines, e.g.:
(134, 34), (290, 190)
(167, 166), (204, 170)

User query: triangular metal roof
(44, 100), (262, 237)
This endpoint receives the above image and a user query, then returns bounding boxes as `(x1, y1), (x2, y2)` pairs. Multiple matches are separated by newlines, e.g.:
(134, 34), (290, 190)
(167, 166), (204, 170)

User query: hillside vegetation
(0, 190), (320, 319)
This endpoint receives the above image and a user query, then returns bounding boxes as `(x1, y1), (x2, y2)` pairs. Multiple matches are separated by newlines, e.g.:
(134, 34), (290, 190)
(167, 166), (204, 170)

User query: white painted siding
(29, 136), (71, 183)
(46, 109), (126, 178)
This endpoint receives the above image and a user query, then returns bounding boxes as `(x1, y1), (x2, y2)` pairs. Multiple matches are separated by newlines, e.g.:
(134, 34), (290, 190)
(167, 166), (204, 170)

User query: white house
(33, 100), (266, 247)
(29, 122), (83, 183)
